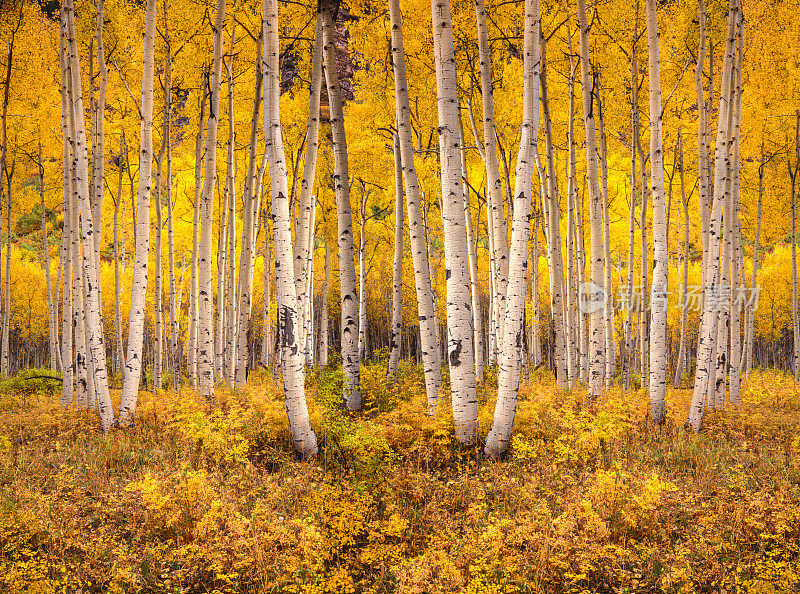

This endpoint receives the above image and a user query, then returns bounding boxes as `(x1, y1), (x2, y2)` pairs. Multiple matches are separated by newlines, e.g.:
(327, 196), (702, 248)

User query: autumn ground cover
(0, 365), (798, 594)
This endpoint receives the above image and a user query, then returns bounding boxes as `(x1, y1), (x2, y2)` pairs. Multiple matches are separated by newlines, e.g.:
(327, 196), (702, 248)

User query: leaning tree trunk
(432, 0), (478, 444)
(264, 0), (318, 457)
(388, 134), (404, 377)
(485, 0), (539, 457)
(388, 0), (442, 407)
(576, 0), (605, 401)
(119, 0), (158, 422)
(645, 0), (669, 424)
(322, 6), (360, 409)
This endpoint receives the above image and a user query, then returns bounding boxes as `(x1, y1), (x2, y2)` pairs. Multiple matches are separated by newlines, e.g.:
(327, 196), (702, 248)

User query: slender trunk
(322, 7), (360, 409)
(224, 33), (237, 385)
(263, 0), (318, 457)
(432, 0), (477, 443)
(388, 134), (404, 377)
(197, 0), (227, 399)
(687, 0), (740, 431)
(38, 143), (59, 372)
(114, 130), (126, 375)
(318, 237), (330, 368)
(485, 0), (539, 457)
(646, 0), (669, 423)
(154, 124), (165, 391)
(260, 209), (273, 369)
(741, 142), (764, 376)
(92, 0), (107, 303)
(577, 0), (605, 401)
(188, 75), (208, 386)
(0, 32), (11, 375)
(597, 78), (615, 385)
(358, 189), (368, 360)
(674, 130), (690, 387)
(624, 36), (638, 390)
(58, 16), (73, 406)
(64, 0), (114, 428)
(389, 0), (442, 406)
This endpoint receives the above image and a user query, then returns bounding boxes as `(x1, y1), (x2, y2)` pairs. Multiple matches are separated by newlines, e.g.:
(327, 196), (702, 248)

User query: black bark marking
(450, 339), (462, 367)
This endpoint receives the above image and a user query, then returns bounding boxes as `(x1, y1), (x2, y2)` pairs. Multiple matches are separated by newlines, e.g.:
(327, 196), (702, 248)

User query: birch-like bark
(539, 33), (567, 385)
(64, 0), (114, 428)
(687, 0), (740, 431)
(197, 0), (227, 399)
(260, 209), (273, 368)
(597, 78), (615, 385)
(475, 0), (508, 352)
(264, 0), (318, 457)
(645, 0), (668, 423)
(485, 0), (539, 457)
(674, 131), (690, 387)
(741, 142), (763, 376)
(119, 0), (158, 421)
(58, 16), (74, 406)
(188, 74), (208, 386)
(38, 143), (59, 372)
(114, 130), (126, 375)
(389, 0), (442, 406)
(322, 7), (360, 408)
(388, 134), (404, 377)
(154, 119), (165, 391)
(294, 13), (323, 364)
(235, 34), (264, 387)
(432, 0), (477, 443)
(92, 0), (107, 284)
(793, 141), (799, 380)
(576, 0), (605, 400)
(696, 0), (710, 283)
(0, 30), (12, 375)
(357, 188), (369, 360)
(224, 33), (237, 385)
(728, 63), (745, 405)
(318, 237), (330, 368)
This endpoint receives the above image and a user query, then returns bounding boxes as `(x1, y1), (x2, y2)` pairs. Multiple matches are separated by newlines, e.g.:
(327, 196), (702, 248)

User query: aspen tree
(64, 0), (115, 428)
(294, 13), (323, 365)
(235, 32), (265, 387)
(688, 0), (740, 431)
(318, 237), (330, 369)
(793, 131), (799, 380)
(388, 133), (404, 377)
(741, 142), (764, 376)
(432, 0), (478, 443)
(224, 30), (237, 385)
(357, 187), (369, 360)
(0, 24), (12, 375)
(645, 0), (668, 423)
(696, 0), (710, 281)
(388, 0), (442, 408)
(37, 143), (59, 372)
(119, 0), (158, 422)
(263, 0), (317, 457)
(597, 77), (615, 385)
(475, 0), (508, 353)
(197, 0), (227, 399)
(674, 130), (690, 387)
(58, 13), (73, 406)
(623, 36), (638, 391)
(58, 20), (75, 408)
(485, 0), (539, 458)
(539, 33), (568, 386)
(93, 0), (107, 276)
(113, 130), (125, 375)
(154, 111), (165, 391)
(322, 5), (360, 409)
(260, 209), (273, 369)
(188, 74), (208, 386)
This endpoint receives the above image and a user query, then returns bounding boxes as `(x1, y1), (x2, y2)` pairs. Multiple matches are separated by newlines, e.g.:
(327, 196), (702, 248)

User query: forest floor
(0, 363), (798, 593)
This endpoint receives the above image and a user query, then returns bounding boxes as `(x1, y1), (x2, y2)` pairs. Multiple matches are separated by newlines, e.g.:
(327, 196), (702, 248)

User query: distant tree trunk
(264, 0), (318, 457)
(188, 74), (208, 386)
(318, 237), (330, 369)
(0, 28), (12, 376)
(624, 34), (638, 391)
(597, 78), (615, 386)
(645, 0), (668, 423)
(64, 0), (114, 428)
(59, 16), (74, 405)
(741, 142), (764, 376)
(475, 0), (508, 356)
(577, 0), (605, 401)
(539, 33), (567, 386)
(485, 0), (539, 458)
(294, 13), (323, 368)
(119, 0), (158, 422)
(260, 209), (273, 369)
(793, 148), (799, 381)
(728, 60), (745, 405)
(164, 28), (179, 391)
(197, 0), (227, 399)
(154, 121), (165, 391)
(432, 0), (478, 444)
(224, 32), (237, 386)
(38, 143), (59, 372)
(357, 188), (369, 361)
(674, 130), (690, 387)
(114, 130), (126, 376)
(235, 32), (265, 387)
(696, 0), (710, 286)
(688, 0), (740, 432)
(92, 0), (107, 297)
(322, 6), (360, 409)
(531, 213), (541, 367)
(388, 0), (442, 407)
(388, 134), (404, 377)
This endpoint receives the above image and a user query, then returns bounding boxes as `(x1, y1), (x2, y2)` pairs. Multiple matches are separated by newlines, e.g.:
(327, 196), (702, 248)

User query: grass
(0, 363), (798, 593)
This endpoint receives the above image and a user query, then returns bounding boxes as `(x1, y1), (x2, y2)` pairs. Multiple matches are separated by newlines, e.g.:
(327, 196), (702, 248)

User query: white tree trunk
(197, 0), (227, 399)
(388, 134), (404, 377)
(119, 0), (158, 422)
(485, 0), (539, 457)
(59, 17), (74, 404)
(38, 144), (59, 372)
(264, 0), (318, 457)
(318, 237), (330, 369)
(645, 0), (669, 423)
(389, 0), (442, 407)
(432, 0), (477, 443)
(674, 130), (690, 387)
(224, 35), (237, 386)
(322, 7), (360, 409)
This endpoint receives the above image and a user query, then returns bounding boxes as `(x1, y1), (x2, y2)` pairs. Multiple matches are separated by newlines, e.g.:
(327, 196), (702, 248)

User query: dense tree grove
(0, 0), (799, 456)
